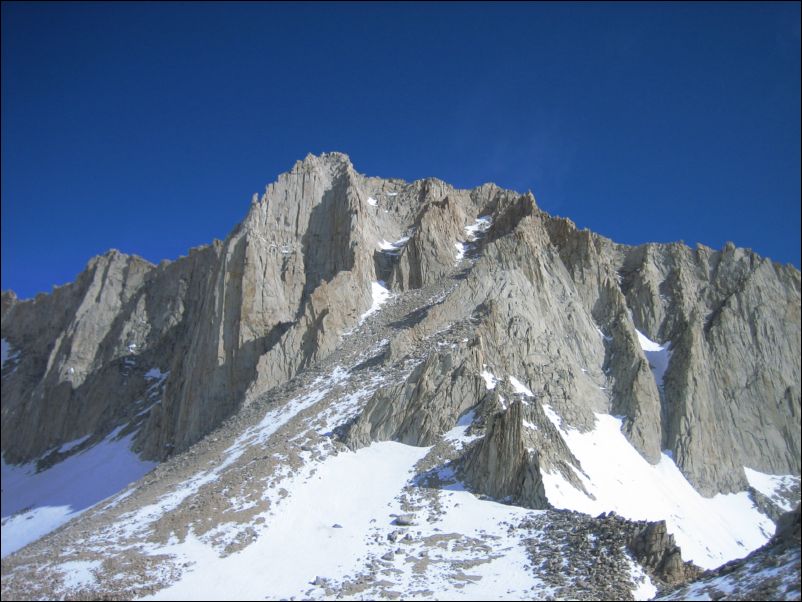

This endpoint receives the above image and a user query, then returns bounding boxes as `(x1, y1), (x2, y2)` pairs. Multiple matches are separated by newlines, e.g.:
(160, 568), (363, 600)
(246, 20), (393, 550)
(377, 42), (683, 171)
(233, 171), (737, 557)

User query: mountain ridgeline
(2, 151), (800, 505)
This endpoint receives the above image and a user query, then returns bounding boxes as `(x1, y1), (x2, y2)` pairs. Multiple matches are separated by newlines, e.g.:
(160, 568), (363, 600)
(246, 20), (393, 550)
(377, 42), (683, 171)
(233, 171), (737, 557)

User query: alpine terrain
(2, 152), (800, 601)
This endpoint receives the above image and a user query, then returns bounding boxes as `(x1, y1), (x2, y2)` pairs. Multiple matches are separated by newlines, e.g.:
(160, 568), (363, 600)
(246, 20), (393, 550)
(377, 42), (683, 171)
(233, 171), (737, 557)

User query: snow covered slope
(540, 410), (774, 569)
(1, 428), (155, 557)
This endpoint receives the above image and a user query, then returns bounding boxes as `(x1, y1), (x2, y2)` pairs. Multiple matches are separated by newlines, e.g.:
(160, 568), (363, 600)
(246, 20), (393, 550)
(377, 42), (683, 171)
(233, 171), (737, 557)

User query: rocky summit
(1, 152), (800, 600)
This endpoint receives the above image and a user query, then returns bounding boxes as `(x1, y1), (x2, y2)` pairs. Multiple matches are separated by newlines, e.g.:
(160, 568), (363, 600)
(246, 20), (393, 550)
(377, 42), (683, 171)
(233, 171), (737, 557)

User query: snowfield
(144, 441), (549, 601)
(540, 409), (776, 569)
(1, 427), (156, 557)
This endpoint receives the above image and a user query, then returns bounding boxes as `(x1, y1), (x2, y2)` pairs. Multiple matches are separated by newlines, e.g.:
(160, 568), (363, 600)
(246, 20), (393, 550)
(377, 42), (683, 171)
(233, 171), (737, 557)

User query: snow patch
(1, 338), (21, 370)
(359, 281), (392, 324)
(453, 216), (493, 263)
(145, 367), (168, 381)
(509, 376), (534, 397)
(480, 367), (499, 390)
(0, 506), (74, 558)
(57, 434), (93, 454)
(454, 241), (466, 263)
(464, 216), (493, 239)
(145, 442), (430, 600)
(635, 329), (671, 388)
(115, 366), (352, 539)
(1, 339), (12, 366)
(378, 236), (410, 253)
(144, 368), (169, 397)
(367, 196), (378, 206)
(635, 329), (663, 352)
(443, 410), (481, 447)
(314, 374), (382, 435)
(144, 441), (548, 601)
(596, 327), (612, 342)
(656, 546), (801, 601)
(542, 404), (563, 429)
(626, 555), (657, 601)
(57, 559), (102, 591)
(744, 467), (800, 512)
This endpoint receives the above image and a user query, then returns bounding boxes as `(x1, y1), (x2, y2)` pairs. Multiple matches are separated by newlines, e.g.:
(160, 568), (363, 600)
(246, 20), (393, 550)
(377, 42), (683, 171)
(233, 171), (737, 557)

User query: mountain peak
(295, 150), (354, 171)
(1, 156), (799, 600)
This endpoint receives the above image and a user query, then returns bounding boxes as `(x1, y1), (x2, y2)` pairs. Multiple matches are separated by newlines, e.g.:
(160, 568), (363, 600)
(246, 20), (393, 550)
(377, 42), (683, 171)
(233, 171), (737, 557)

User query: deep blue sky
(2, 2), (800, 299)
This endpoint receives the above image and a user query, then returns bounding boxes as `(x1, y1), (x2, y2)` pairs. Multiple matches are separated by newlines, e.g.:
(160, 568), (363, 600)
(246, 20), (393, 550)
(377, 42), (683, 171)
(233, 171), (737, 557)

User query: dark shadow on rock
(389, 305), (431, 330)
(450, 267), (472, 281)
(301, 170), (355, 302)
(411, 459), (472, 493)
(351, 350), (387, 372)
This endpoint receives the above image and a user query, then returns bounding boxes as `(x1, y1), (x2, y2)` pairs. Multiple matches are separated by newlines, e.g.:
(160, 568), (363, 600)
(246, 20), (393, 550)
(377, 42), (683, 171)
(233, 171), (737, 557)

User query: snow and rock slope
(2, 153), (800, 600)
(659, 505), (801, 602)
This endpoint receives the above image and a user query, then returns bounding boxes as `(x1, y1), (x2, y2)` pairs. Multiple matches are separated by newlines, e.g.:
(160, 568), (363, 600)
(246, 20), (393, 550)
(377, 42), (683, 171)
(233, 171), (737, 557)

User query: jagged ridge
(2, 151), (799, 494)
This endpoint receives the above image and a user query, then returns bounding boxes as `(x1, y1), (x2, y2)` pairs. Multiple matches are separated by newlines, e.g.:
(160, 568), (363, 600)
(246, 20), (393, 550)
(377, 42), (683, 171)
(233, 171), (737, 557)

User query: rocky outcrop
(515, 510), (703, 599)
(460, 399), (549, 507)
(390, 186), (468, 291)
(346, 345), (485, 448)
(628, 520), (700, 584)
(773, 503), (801, 548)
(2, 152), (799, 506)
(1, 290), (17, 321)
(459, 379), (592, 509)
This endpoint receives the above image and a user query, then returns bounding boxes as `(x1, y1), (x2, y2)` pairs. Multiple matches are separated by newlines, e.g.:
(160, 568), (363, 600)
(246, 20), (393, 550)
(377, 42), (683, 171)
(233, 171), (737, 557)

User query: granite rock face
(345, 345), (485, 448)
(628, 520), (699, 584)
(3, 153), (377, 462)
(2, 152), (800, 505)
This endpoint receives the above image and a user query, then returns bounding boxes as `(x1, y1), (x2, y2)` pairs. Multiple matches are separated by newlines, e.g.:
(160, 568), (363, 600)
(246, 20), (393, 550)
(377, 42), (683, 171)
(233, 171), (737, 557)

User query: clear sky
(2, 2), (800, 299)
